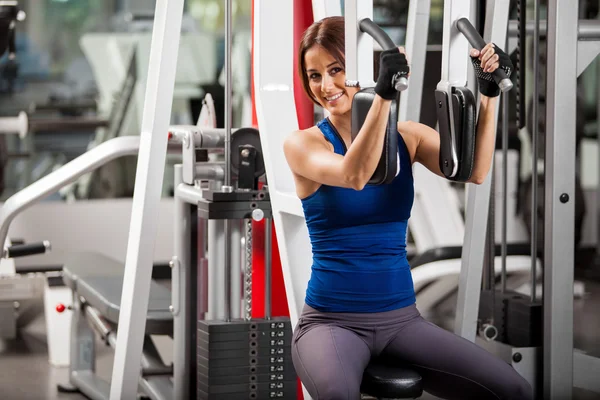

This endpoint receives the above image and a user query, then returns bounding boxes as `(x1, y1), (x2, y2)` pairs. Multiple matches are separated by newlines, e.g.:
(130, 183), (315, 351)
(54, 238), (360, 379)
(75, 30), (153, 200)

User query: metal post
(207, 219), (226, 320)
(243, 219), (253, 320)
(530, 0), (540, 303)
(173, 165), (191, 400)
(109, 1), (184, 399)
(596, 58), (600, 258)
(398, 0), (430, 123)
(501, 87), (508, 293)
(223, 0), (233, 323)
(454, 0), (511, 341)
(344, 0), (374, 88)
(265, 218), (272, 319)
(544, 0), (577, 398)
(224, 0), (233, 188)
(229, 219), (242, 319)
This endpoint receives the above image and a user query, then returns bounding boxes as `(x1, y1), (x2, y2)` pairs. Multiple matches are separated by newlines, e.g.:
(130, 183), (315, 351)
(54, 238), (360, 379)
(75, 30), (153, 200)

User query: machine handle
(456, 18), (513, 92)
(358, 18), (408, 92)
(4, 240), (51, 258)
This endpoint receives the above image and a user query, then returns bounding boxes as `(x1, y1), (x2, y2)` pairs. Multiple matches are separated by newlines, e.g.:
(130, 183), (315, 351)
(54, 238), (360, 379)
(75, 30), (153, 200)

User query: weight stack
(197, 317), (297, 400)
(478, 289), (542, 347)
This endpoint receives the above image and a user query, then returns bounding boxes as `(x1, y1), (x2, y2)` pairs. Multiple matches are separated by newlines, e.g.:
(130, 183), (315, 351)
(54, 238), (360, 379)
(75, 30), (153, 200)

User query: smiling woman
(281, 14), (533, 400)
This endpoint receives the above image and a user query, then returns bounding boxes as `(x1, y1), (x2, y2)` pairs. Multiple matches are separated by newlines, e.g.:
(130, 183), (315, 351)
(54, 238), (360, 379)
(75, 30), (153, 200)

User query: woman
(283, 16), (532, 400)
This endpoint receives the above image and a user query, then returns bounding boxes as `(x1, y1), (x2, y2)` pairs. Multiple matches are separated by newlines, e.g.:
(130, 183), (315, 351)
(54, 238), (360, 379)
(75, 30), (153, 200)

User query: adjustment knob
(252, 208), (264, 221)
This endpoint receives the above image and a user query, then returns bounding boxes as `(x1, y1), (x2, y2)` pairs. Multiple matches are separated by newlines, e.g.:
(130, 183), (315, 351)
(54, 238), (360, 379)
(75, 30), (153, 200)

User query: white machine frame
(104, 1), (597, 400)
(457, 1), (600, 398)
(104, 1), (521, 398)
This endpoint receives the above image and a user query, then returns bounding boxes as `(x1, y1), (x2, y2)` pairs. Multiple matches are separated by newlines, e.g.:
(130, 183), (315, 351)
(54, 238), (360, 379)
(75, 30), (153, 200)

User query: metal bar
(530, 0), (540, 303)
(265, 218), (272, 319)
(501, 87), (508, 293)
(229, 219), (242, 319)
(29, 100), (97, 113)
(454, 0), (511, 342)
(243, 219), (252, 320)
(224, 0), (232, 189)
(344, 0), (374, 88)
(173, 165), (191, 400)
(508, 19), (600, 40)
(207, 219), (226, 320)
(28, 117), (109, 132)
(398, 0), (430, 123)
(223, 219), (232, 321)
(597, 59), (600, 257)
(0, 136), (140, 248)
(543, 0), (577, 398)
(168, 126), (240, 149)
(223, 0), (233, 323)
(85, 306), (113, 343)
(437, 0), (471, 88)
(109, 1), (184, 398)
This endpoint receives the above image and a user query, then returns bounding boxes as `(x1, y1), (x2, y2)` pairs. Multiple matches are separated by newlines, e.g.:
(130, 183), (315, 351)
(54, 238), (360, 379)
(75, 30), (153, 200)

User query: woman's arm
(406, 42), (511, 184)
(284, 96), (392, 191)
(284, 48), (409, 191)
(401, 95), (498, 184)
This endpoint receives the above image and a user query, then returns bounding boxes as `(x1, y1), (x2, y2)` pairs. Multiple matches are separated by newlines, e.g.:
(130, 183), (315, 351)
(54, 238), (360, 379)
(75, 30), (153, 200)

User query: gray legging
(292, 303), (533, 400)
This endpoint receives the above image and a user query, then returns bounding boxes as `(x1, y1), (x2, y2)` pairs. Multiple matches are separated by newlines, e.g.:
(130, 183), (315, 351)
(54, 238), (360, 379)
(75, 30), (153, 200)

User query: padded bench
(361, 359), (423, 399)
(62, 252), (173, 336)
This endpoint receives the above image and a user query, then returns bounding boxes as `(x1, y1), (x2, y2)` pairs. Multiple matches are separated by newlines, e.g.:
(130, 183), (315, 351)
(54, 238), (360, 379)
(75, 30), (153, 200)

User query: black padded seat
(62, 252), (173, 335)
(361, 360), (423, 399)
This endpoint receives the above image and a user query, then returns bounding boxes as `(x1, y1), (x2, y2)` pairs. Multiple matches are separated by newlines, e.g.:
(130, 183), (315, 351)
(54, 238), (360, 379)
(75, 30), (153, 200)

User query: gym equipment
(436, 18), (513, 182)
(347, 18), (408, 185)
(0, 1), (24, 91)
(194, 3), (295, 398)
(102, 1), (295, 398)
(56, 252), (173, 400)
(457, 1), (600, 398)
(0, 94), (273, 397)
(0, 136), (142, 357)
(0, 238), (51, 339)
(64, 21), (217, 199)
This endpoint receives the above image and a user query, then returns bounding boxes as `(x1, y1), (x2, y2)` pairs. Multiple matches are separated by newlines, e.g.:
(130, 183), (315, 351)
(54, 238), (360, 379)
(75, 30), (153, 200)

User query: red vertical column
(251, 1), (314, 398)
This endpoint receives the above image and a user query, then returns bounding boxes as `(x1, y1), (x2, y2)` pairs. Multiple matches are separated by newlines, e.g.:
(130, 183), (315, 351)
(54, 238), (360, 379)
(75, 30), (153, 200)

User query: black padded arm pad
(351, 88), (399, 185)
(435, 86), (477, 182)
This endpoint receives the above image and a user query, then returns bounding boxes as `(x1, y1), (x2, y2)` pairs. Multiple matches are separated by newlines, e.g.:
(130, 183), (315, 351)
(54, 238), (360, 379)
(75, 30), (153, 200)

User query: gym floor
(1, 277), (599, 400)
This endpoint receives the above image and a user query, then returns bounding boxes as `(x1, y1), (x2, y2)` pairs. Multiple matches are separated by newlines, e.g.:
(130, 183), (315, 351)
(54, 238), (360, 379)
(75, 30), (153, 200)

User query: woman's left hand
(470, 43), (513, 97)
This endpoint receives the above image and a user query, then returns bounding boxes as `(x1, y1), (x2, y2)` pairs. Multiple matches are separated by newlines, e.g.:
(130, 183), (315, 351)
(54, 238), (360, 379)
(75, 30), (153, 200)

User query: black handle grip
(4, 241), (51, 258)
(456, 18), (513, 92)
(358, 18), (408, 92)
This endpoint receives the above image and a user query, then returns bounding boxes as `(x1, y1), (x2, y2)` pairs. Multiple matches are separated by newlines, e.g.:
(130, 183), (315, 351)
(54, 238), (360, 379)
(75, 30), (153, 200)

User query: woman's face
(304, 45), (359, 116)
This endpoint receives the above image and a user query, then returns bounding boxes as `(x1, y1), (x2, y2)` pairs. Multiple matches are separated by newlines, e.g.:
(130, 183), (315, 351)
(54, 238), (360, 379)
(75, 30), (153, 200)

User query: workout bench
(57, 252), (173, 400)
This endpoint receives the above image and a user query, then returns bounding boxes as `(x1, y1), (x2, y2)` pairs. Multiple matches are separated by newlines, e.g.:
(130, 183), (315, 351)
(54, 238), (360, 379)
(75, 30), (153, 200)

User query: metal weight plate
(230, 127), (265, 177)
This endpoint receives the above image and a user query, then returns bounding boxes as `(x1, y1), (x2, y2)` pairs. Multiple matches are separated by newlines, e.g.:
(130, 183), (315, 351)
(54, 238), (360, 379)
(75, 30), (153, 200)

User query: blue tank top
(301, 118), (415, 313)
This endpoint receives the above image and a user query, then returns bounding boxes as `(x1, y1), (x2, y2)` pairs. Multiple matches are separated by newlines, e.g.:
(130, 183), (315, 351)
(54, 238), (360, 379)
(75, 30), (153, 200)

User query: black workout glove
(471, 43), (513, 98)
(374, 48), (409, 100)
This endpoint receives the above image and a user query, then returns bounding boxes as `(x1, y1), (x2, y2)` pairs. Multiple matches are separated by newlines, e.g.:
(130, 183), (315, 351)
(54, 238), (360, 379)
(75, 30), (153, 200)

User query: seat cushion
(62, 252), (172, 335)
(361, 360), (423, 399)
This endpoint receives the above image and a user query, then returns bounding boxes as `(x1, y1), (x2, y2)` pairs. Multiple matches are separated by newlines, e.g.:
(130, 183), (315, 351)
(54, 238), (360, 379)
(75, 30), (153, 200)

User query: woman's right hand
(374, 47), (410, 100)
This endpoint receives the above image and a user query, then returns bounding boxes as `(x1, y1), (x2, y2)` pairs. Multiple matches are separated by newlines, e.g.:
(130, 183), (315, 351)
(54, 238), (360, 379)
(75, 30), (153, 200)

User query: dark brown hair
(298, 16), (345, 106)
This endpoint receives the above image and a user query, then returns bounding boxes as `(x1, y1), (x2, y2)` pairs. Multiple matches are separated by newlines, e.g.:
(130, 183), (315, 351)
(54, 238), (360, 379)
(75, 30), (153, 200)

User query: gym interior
(0, 0), (598, 399)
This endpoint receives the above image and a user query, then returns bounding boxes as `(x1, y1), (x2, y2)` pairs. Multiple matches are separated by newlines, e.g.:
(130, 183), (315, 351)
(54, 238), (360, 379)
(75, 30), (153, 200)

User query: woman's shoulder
(284, 125), (329, 150)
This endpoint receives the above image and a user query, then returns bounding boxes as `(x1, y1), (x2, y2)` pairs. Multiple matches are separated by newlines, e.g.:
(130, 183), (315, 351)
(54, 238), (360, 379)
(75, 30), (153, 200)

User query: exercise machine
(0, 96), (274, 399)
(254, 0), (513, 398)
(380, 0), (538, 316)
(456, 1), (600, 398)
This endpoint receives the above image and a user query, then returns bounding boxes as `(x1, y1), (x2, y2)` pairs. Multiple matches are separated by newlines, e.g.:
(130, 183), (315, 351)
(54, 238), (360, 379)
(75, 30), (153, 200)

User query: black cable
(516, 0), (526, 129)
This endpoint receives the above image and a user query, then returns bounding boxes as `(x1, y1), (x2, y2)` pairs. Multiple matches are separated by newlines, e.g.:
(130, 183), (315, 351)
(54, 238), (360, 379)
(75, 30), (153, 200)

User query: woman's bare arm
(284, 96), (392, 191)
